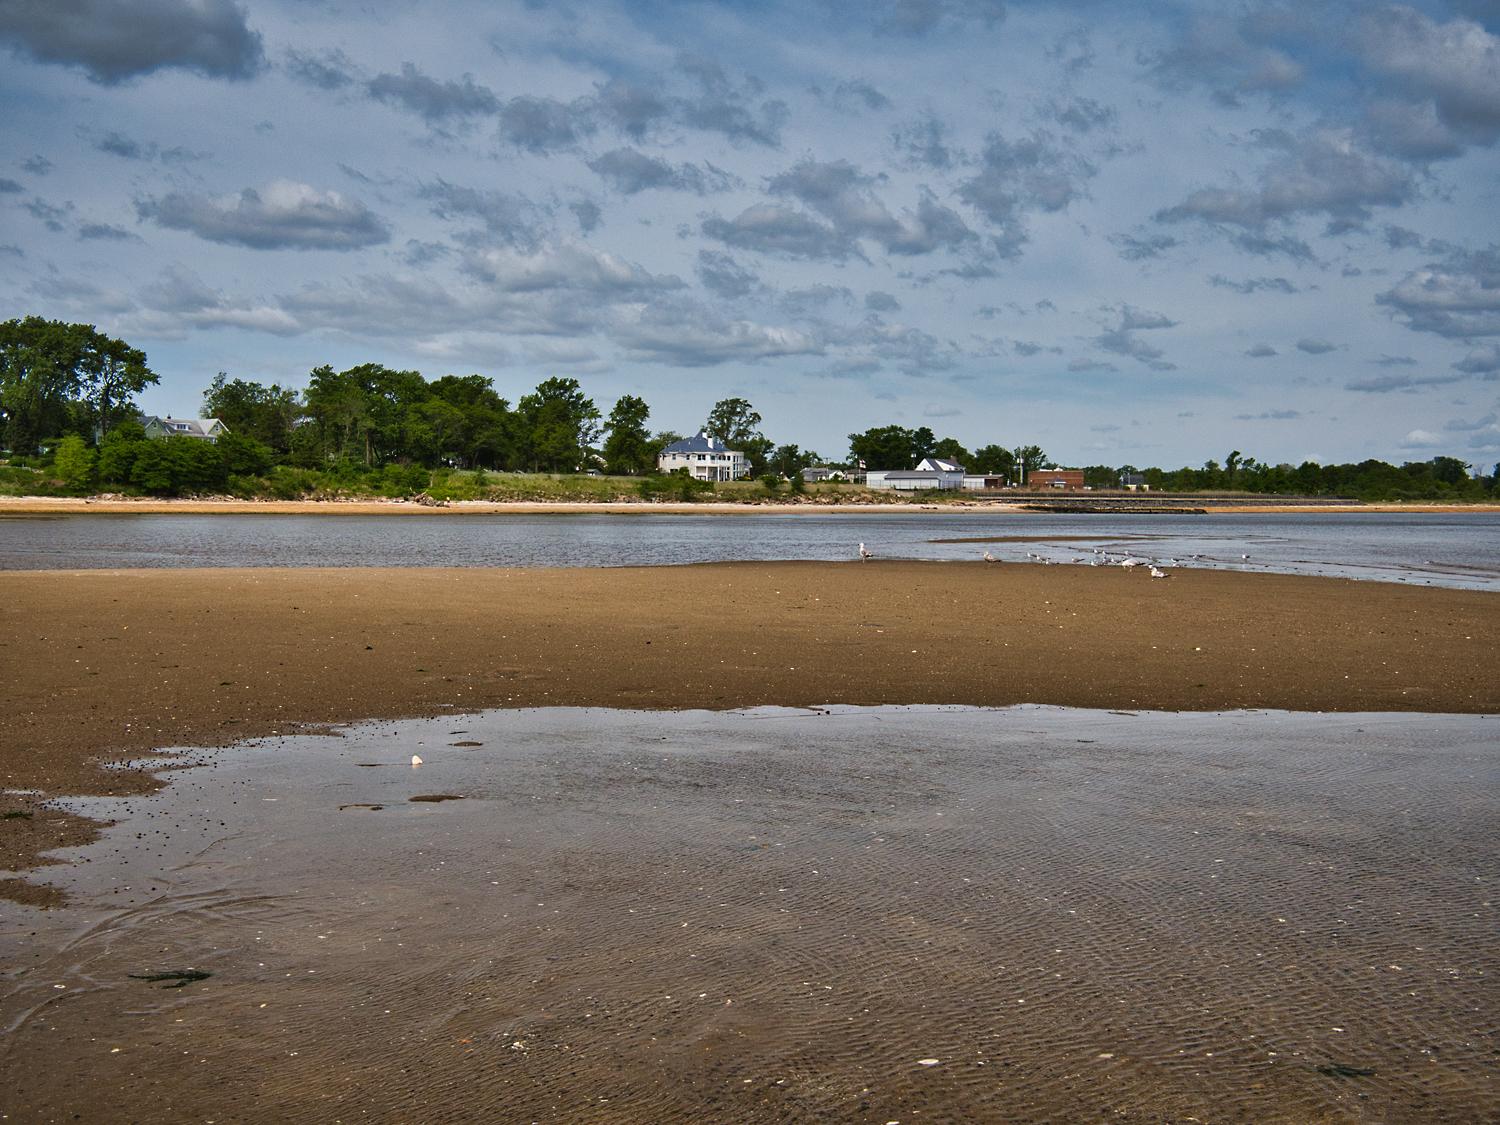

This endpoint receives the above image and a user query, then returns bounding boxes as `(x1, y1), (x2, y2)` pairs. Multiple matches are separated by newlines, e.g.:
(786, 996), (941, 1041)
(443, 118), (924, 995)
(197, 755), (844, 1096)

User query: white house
(658, 430), (748, 481)
(867, 456), (966, 491)
(140, 415), (228, 442)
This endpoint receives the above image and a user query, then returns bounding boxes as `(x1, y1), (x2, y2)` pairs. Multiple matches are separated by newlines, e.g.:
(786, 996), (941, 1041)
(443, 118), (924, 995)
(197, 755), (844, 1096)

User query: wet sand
(2, 562), (1497, 901)
(3, 707), (1496, 1122)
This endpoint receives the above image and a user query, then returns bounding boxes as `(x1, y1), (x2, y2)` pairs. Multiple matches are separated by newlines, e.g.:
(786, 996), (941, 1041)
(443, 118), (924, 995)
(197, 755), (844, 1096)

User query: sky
(2, 0), (1498, 470)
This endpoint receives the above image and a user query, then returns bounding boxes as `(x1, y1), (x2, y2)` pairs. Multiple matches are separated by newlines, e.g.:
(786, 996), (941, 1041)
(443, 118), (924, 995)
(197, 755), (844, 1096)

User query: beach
(5, 704), (1494, 1123)
(4, 561), (1496, 901)
(4, 558), (1497, 1121)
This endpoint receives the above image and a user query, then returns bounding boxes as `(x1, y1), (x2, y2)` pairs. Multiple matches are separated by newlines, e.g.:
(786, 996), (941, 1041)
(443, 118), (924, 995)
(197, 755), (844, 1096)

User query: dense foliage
(0, 317), (158, 453)
(2, 319), (1495, 501)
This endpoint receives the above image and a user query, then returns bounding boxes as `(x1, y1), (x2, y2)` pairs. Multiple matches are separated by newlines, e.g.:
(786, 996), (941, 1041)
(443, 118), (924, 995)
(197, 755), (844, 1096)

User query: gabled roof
(661, 430), (742, 455)
(915, 456), (965, 473)
(140, 415), (227, 438)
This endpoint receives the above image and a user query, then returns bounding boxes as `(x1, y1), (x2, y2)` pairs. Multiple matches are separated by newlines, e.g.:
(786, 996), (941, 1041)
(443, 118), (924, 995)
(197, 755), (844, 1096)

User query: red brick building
(1025, 469), (1085, 490)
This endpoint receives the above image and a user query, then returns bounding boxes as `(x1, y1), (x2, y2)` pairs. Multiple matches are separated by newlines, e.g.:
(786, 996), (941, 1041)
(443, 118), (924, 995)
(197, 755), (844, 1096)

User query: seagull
(1149, 566), (1169, 579)
(859, 541), (872, 561)
(1120, 557), (1141, 568)
(1241, 553), (1250, 560)
(983, 550), (996, 563)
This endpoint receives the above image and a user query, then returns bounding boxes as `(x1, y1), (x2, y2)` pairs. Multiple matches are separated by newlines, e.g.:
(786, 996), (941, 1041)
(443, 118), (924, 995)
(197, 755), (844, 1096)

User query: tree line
(3, 317), (1495, 501)
(1078, 450), (1496, 501)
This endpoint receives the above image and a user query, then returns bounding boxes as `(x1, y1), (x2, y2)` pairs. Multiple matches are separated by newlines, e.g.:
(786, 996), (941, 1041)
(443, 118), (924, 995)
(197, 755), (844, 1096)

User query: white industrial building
(657, 430), (749, 481)
(866, 456), (966, 491)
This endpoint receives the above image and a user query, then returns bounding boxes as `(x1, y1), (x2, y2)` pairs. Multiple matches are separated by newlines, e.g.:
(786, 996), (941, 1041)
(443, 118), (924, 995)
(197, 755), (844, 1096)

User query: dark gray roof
(662, 430), (738, 455)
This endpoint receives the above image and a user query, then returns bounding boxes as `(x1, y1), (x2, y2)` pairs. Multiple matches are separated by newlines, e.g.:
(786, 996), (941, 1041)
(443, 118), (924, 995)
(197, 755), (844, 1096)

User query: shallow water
(3, 706), (1495, 1122)
(1, 509), (1499, 589)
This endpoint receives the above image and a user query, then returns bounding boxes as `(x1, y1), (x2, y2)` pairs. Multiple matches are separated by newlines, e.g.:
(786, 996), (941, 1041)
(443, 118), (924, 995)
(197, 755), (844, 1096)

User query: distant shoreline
(4, 495), (1498, 517)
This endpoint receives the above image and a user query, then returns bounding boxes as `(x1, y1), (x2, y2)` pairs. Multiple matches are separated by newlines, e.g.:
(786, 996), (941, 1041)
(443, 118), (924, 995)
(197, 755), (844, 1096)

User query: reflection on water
(3, 706), (1495, 1122)
(1, 509), (1499, 588)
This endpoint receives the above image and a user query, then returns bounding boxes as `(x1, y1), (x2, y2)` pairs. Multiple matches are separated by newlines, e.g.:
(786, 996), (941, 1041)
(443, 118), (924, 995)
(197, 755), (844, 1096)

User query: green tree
(0, 317), (73, 453)
(0, 318), (157, 452)
(97, 420), (149, 485)
(911, 427), (937, 462)
(602, 394), (654, 475)
(848, 425), (918, 470)
(705, 396), (773, 475)
(516, 377), (601, 472)
(203, 372), (301, 453)
(1429, 455), (1469, 486)
(768, 443), (818, 478)
(302, 362), (427, 466)
(403, 397), (469, 465)
(216, 431), (275, 477)
(1015, 445), (1049, 479)
(427, 374), (513, 468)
(705, 397), (761, 447)
(53, 434), (95, 490)
(1082, 464), (1118, 489)
(970, 444), (1016, 478)
(931, 437), (971, 467)
(75, 329), (157, 439)
(302, 364), (369, 464)
(129, 435), (228, 496)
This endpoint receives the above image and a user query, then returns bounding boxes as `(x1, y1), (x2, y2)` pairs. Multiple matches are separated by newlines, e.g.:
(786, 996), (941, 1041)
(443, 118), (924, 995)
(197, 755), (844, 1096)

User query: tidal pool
(2, 706), (1495, 1122)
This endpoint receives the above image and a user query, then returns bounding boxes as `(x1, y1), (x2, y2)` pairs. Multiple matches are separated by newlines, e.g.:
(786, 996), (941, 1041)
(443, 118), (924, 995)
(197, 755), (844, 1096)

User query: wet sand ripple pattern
(2, 706), (1495, 1122)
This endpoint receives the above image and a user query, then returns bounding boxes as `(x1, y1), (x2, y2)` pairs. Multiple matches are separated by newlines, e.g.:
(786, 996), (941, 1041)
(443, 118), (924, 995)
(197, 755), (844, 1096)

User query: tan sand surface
(2, 562), (1496, 902)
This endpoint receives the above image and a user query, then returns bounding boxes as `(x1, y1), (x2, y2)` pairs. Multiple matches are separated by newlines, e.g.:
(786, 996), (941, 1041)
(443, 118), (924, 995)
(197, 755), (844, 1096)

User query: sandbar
(3, 561), (1496, 902)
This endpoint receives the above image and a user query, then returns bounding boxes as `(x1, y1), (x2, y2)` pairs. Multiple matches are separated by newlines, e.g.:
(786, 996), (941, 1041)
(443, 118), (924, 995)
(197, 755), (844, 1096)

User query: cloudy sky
(2, 0), (1498, 468)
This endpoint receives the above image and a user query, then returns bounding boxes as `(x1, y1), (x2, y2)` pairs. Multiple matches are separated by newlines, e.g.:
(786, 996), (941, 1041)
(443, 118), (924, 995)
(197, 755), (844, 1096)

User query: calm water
(4, 706), (1495, 1121)
(2, 510), (1498, 588)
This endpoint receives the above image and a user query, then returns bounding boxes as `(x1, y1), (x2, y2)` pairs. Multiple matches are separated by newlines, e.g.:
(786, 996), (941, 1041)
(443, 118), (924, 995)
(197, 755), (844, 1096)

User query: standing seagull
(859, 541), (873, 561)
(1149, 565), (1169, 579)
(983, 550), (996, 563)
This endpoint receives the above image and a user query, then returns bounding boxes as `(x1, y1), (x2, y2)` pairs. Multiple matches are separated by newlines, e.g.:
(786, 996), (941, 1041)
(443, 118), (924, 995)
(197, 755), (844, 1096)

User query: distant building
(962, 474), (1010, 491)
(914, 456), (964, 474)
(140, 415), (228, 442)
(658, 430), (748, 481)
(802, 466), (847, 482)
(1025, 469), (1085, 491)
(866, 457), (966, 491)
(1120, 472), (1150, 491)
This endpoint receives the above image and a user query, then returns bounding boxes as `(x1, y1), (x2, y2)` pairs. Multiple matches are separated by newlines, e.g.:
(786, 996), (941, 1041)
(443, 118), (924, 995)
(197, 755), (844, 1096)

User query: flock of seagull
(859, 540), (1255, 579)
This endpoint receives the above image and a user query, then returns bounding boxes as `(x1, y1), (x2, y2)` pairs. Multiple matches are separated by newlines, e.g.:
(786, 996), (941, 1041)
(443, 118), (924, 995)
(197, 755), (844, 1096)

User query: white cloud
(138, 180), (389, 251)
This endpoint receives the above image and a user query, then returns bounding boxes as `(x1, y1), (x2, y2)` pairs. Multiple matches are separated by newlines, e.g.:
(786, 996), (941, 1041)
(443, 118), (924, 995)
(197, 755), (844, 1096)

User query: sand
(3, 561), (1496, 902)
(6, 707), (1494, 1122)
